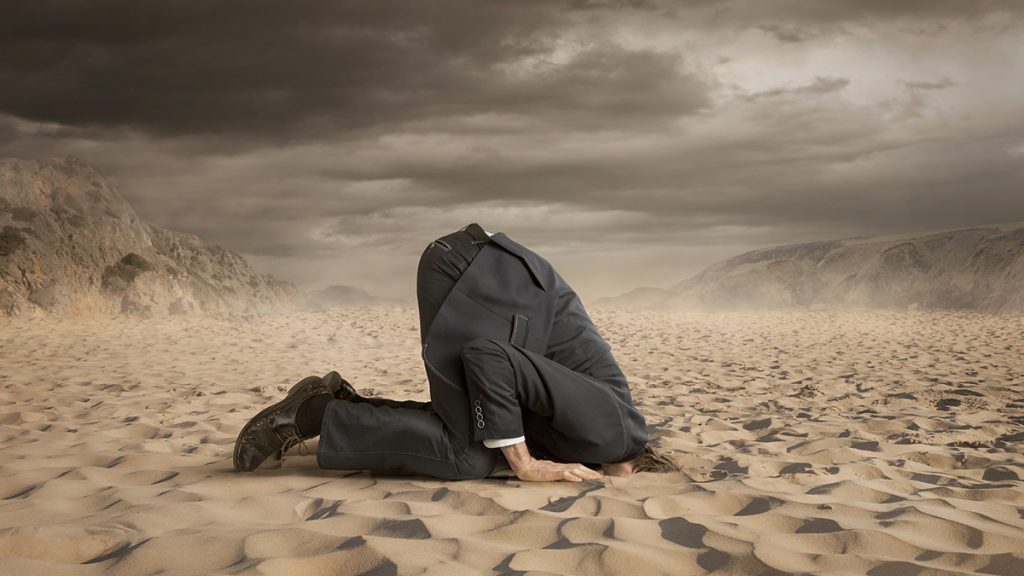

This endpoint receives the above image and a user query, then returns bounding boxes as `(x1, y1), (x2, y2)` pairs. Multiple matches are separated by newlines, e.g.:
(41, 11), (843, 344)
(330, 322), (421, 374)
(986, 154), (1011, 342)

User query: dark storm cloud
(0, 0), (707, 142)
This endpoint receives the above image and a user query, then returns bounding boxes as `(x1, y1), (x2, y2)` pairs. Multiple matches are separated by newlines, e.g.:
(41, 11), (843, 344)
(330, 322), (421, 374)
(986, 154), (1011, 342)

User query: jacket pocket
(509, 313), (529, 347)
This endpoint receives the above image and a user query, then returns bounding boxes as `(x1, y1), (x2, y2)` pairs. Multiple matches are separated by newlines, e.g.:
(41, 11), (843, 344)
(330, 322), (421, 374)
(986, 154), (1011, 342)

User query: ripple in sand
(734, 496), (785, 516)
(0, 525), (139, 565)
(795, 517), (844, 533)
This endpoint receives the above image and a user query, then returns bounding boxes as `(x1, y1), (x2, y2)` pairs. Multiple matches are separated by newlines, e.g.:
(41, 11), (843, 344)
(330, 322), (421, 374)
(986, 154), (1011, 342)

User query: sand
(1, 307), (1022, 575)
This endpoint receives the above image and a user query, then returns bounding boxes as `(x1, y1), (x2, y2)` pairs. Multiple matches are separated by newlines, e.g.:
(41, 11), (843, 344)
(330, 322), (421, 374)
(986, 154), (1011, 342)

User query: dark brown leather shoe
(321, 371), (359, 400)
(287, 371), (358, 400)
(233, 375), (333, 472)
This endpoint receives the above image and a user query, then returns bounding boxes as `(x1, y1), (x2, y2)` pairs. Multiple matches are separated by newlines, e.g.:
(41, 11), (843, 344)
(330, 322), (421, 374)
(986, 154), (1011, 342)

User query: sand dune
(1, 307), (1023, 575)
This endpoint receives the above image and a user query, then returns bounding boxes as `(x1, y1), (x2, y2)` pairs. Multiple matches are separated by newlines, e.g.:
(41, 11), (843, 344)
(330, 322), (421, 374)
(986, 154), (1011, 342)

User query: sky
(2, 1), (1023, 302)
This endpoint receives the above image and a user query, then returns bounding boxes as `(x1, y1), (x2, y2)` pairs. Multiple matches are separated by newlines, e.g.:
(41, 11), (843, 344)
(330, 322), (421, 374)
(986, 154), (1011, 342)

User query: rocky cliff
(594, 224), (1024, 312)
(0, 156), (303, 317)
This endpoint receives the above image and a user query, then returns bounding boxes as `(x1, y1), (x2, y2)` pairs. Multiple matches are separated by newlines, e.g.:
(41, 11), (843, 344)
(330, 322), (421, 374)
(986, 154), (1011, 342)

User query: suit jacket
(421, 230), (646, 460)
(422, 232), (552, 389)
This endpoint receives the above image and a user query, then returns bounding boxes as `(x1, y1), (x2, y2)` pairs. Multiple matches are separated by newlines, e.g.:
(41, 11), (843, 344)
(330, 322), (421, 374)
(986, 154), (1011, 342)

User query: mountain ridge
(0, 156), (303, 317)
(595, 223), (1024, 312)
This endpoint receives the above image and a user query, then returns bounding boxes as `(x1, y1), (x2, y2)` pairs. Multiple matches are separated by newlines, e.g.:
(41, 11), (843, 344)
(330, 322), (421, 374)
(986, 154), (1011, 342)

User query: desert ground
(1, 307), (1022, 575)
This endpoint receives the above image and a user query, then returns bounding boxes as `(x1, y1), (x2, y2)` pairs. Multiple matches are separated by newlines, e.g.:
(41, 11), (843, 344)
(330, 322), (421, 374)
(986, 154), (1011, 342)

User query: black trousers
(316, 225), (644, 479)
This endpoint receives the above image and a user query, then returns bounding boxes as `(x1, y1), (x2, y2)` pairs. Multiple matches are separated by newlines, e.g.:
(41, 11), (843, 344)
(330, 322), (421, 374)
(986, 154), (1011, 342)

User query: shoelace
(275, 386), (328, 463)
(279, 432), (311, 462)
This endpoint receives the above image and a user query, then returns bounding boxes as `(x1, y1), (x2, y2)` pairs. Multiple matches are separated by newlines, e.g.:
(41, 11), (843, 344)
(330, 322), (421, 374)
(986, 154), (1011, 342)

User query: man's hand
(513, 458), (604, 482)
(500, 441), (603, 483)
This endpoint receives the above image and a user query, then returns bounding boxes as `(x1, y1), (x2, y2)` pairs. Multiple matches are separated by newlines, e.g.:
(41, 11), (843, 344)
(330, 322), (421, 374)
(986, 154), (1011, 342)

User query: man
(234, 223), (673, 481)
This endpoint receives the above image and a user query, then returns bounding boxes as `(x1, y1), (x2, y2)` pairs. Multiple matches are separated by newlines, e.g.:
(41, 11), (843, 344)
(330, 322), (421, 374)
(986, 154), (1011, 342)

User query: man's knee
(454, 445), (498, 480)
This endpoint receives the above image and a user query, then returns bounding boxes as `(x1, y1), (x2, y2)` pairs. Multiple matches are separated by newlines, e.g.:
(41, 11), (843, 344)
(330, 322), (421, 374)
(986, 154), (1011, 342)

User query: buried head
(604, 443), (679, 476)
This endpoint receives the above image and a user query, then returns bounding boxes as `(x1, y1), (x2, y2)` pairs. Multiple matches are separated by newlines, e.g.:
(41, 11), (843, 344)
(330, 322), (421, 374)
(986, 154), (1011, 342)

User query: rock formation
(594, 224), (1024, 312)
(0, 156), (303, 317)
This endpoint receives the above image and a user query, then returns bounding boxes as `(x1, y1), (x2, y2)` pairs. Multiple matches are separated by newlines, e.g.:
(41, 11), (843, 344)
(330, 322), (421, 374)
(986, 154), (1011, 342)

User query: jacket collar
(488, 232), (553, 293)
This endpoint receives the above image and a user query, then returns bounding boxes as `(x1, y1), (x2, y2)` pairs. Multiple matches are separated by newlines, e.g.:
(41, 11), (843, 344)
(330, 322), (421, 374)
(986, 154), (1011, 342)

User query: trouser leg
(317, 383), (492, 480)
(317, 224), (497, 479)
(461, 337), (648, 465)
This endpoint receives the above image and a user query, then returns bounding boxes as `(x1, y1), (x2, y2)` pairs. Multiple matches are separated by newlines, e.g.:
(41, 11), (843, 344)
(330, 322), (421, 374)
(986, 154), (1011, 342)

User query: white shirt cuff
(483, 436), (525, 449)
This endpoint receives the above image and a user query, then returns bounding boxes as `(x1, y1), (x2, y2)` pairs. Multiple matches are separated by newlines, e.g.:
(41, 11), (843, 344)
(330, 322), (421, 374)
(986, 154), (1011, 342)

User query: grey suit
(317, 223), (647, 479)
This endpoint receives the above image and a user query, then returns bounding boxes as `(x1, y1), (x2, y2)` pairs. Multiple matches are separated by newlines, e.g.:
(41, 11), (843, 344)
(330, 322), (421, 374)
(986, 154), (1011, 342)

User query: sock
(296, 393), (332, 437)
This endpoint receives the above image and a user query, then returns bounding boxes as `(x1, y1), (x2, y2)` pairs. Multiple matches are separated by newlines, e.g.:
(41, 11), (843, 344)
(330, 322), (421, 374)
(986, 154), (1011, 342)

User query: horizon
(12, 150), (1024, 303)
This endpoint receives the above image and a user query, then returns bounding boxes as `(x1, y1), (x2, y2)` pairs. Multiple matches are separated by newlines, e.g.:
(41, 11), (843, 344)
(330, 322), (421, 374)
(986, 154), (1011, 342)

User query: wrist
(499, 441), (533, 472)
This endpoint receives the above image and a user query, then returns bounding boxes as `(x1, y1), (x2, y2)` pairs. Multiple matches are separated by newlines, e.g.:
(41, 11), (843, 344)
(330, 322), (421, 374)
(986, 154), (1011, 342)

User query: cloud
(749, 76), (851, 99)
(905, 78), (956, 91)
(675, 0), (1022, 26)
(0, 0), (709, 142)
(755, 24), (821, 44)
(1, 0), (1022, 300)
